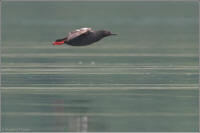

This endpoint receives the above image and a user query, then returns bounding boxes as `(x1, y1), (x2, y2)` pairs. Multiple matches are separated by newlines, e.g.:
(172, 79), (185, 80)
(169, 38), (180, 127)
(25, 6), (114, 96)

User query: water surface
(1, 1), (199, 132)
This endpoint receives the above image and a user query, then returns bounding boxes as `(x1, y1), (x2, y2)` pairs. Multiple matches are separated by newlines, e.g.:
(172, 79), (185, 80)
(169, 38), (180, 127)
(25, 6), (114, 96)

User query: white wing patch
(75, 27), (92, 32)
(67, 27), (93, 41)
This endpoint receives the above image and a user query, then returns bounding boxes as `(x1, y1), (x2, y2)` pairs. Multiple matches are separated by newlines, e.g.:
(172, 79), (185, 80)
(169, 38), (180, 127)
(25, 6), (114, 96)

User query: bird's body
(53, 27), (116, 46)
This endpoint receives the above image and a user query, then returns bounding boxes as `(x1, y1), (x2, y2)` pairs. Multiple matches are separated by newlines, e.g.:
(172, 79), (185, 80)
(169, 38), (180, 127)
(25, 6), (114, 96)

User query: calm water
(1, 1), (199, 132)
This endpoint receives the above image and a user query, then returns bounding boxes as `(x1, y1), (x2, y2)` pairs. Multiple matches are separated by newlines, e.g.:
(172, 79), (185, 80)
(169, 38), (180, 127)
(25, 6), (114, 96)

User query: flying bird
(53, 27), (117, 46)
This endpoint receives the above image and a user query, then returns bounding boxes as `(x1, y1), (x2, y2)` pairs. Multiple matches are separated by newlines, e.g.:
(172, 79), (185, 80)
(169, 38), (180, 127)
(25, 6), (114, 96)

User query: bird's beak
(111, 33), (117, 35)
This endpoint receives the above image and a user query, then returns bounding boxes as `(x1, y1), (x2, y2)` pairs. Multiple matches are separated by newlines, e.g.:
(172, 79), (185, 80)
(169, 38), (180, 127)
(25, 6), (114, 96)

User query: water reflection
(1, 87), (198, 131)
(68, 115), (88, 132)
(53, 99), (89, 132)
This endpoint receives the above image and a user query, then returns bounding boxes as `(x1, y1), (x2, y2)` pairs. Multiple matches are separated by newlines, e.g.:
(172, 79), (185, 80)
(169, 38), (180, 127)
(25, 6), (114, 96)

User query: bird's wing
(67, 28), (93, 41)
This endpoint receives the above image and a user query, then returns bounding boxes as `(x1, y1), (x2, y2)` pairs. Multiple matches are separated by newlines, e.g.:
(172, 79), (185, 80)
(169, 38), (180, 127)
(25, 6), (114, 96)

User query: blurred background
(1, 1), (199, 132)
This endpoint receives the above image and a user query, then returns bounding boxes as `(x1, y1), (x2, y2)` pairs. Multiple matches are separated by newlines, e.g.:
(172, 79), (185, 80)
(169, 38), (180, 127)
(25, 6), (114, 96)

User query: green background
(1, 1), (199, 132)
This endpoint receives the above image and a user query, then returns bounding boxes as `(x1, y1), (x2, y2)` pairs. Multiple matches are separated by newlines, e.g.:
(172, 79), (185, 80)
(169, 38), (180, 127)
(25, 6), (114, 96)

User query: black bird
(53, 27), (117, 46)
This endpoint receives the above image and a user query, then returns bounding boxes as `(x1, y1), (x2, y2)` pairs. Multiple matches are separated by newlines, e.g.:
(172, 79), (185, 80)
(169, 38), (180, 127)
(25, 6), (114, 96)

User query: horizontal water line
(2, 112), (197, 117)
(2, 72), (198, 75)
(2, 45), (197, 49)
(2, 91), (198, 98)
(1, 84), (199, 91)
(2, 64), (199, 69)
(2, 53), (198, 57)
(2, 83), (197, 85)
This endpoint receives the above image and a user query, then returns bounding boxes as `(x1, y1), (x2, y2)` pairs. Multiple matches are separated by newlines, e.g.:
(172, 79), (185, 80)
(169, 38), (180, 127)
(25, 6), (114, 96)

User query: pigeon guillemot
(53, 27), (117, 46)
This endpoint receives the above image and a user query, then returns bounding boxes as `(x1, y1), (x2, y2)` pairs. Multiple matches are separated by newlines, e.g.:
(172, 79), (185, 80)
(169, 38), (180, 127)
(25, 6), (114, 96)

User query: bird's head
(99, 30), (117, 37)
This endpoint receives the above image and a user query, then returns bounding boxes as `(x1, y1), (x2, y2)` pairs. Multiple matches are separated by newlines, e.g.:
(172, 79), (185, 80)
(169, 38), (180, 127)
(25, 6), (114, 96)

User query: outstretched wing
(67, 27), (93, 41)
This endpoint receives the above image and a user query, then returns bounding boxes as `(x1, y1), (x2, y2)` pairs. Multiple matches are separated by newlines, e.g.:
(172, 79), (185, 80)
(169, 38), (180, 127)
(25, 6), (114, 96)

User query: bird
(52, 27), (117, 46)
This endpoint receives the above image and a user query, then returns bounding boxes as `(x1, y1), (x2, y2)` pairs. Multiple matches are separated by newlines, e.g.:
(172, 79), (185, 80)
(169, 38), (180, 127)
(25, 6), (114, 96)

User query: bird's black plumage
(53, 28), (117, 46)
